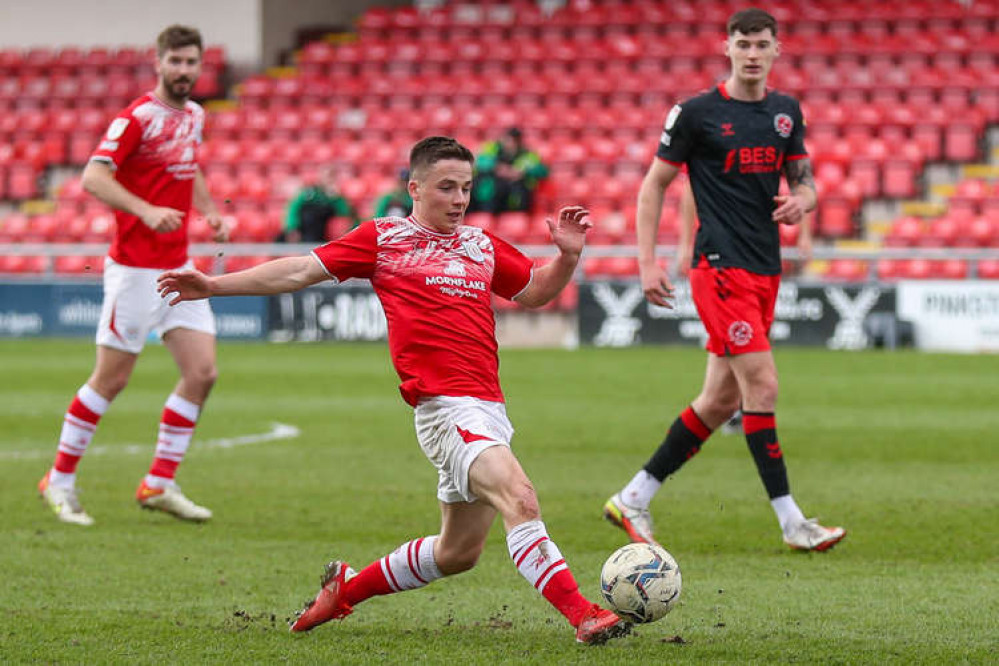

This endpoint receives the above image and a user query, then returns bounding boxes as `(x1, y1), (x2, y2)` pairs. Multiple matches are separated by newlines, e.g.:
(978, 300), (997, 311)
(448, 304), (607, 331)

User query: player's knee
(695, 393), (740, 424)
(92, 374), (129, 399)
(186, 363), (218, 390)
(749, 376), (779, 409)
(508, 481), (541, 523)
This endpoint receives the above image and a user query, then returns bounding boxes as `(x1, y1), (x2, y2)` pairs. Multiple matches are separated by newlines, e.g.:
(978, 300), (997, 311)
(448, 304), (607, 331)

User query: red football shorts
(689, 263), (780, 356)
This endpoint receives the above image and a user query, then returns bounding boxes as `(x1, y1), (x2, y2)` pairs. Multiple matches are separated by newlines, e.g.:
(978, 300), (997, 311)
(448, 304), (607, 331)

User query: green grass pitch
(1, 340), (996, 663)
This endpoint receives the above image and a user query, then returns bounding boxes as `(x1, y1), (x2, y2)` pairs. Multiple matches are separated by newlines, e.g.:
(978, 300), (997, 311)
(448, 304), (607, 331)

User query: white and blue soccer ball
(600, 542), (682, 623)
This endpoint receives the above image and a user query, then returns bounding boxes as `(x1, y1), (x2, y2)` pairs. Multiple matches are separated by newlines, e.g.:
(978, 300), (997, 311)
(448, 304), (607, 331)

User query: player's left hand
(206, 214), (231, 243)
(772, 194), (806, 225)
(546, 205), (592, 256)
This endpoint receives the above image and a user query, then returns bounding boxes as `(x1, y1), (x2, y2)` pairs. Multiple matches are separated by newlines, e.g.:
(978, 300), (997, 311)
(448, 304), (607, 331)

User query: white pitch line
(0, 422), (301, 461)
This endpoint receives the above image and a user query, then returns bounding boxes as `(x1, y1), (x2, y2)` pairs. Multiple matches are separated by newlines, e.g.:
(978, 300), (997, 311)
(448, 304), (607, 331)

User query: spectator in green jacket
(279, 164), (357, 242)
(471, 127), (549, 213)
(372, 168), (413, 219)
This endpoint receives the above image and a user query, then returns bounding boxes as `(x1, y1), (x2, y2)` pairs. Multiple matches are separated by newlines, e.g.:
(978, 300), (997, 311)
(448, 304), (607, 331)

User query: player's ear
(407, 176), (420, 201)
(773, 40), (781, 57)
(722, 37), (730, 58)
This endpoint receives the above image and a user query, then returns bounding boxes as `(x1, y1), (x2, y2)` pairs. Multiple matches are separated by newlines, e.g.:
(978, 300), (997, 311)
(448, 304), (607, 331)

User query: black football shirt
(656, 83), (808, 275)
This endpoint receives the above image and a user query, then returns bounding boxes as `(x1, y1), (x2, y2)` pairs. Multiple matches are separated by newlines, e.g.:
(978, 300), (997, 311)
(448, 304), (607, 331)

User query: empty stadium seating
(1, 2), (998, 286)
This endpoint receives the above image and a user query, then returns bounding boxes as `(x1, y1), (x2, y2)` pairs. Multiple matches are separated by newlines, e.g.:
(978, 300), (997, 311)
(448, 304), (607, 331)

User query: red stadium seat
(0, 255), (48, 274)
(882, 160), (917, 199)
(884, 216), (925, 247)
(964, 217), (997, 247)
(224, 255), (272, 273)
(912, 124), (943, 161)
(876, 259), (903, 282)
(494, 212), (532, 242)
(943, 123), (979, 162)
(778, 222), (800, 247)
(817, 198), (855, 239)
(937, 259), (968, 280)
(923, 216), (961, 247)
(977, 259), (999, 279)
(901, 258), (934, 280)
(826, 259), (869, 282)
(7, 163), (39, 199)
(54, 255), (89, 274)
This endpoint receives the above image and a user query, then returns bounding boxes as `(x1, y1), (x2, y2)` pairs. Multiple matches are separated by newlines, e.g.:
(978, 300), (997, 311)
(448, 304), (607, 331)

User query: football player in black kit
(604, 8), (846, 552)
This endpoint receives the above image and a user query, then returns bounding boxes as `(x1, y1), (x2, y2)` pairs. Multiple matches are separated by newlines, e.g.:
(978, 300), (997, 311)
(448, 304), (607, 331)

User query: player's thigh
(96, 260), (159, 354)
(414, 396), (515, 504)
(467, 446), (539, 526)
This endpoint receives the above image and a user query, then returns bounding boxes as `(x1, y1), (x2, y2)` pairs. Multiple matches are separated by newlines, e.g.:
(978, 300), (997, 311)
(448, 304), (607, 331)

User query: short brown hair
(156, 25), (203, 57)
(727, 8), (778, 37)
(409, 136), (474, 179)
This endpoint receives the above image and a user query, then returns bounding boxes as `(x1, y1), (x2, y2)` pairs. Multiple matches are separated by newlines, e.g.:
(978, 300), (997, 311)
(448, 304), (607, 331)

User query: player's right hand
(640, 261), (675, 308)
(142, 206), (185, 233)
(157, 269), (212, 305)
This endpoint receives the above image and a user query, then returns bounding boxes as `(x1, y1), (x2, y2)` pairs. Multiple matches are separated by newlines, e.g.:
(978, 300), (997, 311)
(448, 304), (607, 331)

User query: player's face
(725, 29), (778, 84)
(409, 159), (472, 234)
(155, 45), (203, 102)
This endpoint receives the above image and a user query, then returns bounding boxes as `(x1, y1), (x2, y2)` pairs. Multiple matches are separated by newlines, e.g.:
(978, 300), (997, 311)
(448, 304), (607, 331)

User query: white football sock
(620, 469), (662, 510)
(771, 494), (806, 532)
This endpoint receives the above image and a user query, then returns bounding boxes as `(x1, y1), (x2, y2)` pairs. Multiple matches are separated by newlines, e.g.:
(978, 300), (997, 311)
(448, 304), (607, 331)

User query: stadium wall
(5, 280), (998, 352)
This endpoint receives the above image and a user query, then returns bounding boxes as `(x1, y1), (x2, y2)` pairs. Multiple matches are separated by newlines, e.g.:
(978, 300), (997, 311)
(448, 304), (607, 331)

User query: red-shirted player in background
(157, 136), (631, 645)
(38, 25), (227, 525)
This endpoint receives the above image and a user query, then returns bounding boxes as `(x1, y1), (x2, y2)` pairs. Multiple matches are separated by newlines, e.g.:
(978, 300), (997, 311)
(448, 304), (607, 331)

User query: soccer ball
(600, 542), (682, 623)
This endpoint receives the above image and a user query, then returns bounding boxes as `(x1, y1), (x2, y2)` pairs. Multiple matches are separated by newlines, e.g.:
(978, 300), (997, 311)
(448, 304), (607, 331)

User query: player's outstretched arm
(158, 255), (328, 305)
(515, 206), (590, 308)
(637, 159), (680, 308)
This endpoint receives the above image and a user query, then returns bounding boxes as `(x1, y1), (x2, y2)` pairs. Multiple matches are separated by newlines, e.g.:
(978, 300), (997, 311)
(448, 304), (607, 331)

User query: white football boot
(137, 480), (212, 522)
(603, 492), (658, 545)
(783, 518), (846, 551)
(38, 472), (95, 526)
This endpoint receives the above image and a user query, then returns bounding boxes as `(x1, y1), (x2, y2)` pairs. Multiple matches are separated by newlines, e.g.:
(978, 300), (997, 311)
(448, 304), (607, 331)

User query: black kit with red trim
(656, 83), (809, 275)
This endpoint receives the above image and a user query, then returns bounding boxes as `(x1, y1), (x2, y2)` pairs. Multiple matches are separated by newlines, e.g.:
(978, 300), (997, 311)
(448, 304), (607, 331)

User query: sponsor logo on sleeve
(106, 118), (129, 140)
(664, 104), (682, 131)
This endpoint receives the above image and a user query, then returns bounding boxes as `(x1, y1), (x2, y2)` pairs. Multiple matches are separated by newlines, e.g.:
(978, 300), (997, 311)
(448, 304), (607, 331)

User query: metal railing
(2, 242), (999, 280)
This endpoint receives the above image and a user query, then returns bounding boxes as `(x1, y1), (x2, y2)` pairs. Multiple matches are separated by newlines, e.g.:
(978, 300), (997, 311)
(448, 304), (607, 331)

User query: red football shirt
(91, 93), (205, 268)
(312, 216), (534, 406)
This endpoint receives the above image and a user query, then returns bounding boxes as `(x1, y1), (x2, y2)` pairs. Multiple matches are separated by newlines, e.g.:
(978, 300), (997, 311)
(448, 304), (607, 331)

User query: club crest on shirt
(444, 260), (466, 277)
(774, 113), (793, 138)
(462, 241), (484, 263)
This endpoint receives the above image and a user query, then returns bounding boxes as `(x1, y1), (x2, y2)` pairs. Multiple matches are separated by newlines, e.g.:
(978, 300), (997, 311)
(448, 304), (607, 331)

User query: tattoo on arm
(784, 158), (815, 192)
(784, 157), (815, 190)
(784, 158), (817, 211)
